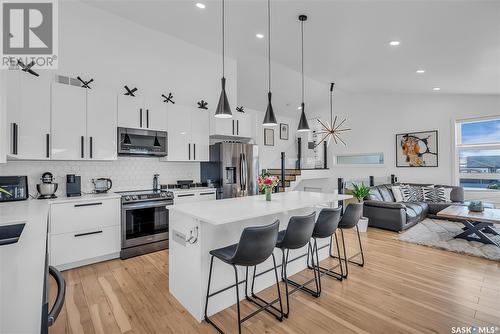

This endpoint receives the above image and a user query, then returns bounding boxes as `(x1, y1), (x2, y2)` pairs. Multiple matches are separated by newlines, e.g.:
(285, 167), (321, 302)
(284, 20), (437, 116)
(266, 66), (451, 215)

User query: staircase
(264, 169), (302, 192)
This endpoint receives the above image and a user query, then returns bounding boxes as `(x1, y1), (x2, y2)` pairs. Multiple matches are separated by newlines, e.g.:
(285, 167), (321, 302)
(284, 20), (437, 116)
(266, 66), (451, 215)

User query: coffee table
(437, 205), (500, 246)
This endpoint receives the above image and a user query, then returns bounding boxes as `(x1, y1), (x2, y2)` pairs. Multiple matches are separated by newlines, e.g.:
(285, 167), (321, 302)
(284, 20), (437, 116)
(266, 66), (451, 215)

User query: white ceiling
(85, 0), (500, 97)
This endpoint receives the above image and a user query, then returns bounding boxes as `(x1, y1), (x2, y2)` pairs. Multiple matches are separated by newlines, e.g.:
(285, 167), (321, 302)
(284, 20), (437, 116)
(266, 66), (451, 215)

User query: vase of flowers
(258, 173), (279, 201)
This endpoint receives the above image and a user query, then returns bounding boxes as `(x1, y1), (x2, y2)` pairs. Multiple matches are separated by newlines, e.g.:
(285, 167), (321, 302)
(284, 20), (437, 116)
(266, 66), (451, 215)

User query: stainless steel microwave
(0, 176), (29, 202)
(117, 127), (168, 157)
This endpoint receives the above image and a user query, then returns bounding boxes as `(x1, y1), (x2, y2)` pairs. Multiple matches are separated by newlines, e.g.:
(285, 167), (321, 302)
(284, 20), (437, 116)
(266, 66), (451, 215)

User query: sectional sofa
(363, 183), (493, 232)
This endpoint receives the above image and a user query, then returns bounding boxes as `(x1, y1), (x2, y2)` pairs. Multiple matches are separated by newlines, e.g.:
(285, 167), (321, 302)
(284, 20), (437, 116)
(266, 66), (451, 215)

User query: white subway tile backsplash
(0, 157), (200, 197)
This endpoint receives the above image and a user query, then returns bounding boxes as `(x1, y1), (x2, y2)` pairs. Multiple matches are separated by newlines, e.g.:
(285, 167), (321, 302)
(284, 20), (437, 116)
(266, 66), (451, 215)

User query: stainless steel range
(117, 189), (174, 259)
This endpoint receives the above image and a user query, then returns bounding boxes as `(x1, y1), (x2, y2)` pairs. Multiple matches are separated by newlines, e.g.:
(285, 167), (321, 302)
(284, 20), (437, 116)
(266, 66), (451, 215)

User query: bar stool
(306, 207), (343, 291)
(204, 220), (283, 334)
(275, 212), (318, 318)
(332, 203), (364, 278)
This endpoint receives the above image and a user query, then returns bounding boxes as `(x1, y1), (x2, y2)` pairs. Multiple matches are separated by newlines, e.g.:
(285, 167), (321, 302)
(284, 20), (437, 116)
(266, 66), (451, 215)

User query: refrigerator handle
(240, 153), (247, 192)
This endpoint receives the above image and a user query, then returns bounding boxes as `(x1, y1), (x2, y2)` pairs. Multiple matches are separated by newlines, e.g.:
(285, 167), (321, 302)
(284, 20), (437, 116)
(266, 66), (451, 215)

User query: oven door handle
(122, 201), (172, 210)
(48, 266), (66, 327)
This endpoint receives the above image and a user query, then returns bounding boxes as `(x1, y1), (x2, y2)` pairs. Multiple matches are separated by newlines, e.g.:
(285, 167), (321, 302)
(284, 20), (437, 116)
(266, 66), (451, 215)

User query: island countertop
(170, 191), (352, 226)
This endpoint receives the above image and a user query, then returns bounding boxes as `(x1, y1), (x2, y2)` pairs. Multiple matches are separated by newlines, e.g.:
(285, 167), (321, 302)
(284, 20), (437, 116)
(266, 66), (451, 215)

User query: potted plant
(351, 182), (370, 232)
(257, 172), (279, 201)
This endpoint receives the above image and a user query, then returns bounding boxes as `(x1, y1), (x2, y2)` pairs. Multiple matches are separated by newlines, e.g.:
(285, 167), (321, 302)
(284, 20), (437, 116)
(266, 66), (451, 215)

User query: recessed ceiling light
(432, 87), (441, 91)
(389, 40), (401, 46)
(195, 3), (206, 9)
(416, 69), (426, 74)
(256, 33), (264, 39)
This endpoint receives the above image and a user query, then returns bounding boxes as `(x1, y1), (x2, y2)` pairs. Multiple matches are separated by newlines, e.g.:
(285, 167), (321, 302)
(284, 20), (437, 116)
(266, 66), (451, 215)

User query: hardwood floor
(49, 228), (500, 334)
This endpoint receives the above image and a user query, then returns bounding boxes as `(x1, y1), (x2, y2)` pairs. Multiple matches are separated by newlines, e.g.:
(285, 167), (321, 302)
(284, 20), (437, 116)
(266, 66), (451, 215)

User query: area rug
(397, 219), (500, 261)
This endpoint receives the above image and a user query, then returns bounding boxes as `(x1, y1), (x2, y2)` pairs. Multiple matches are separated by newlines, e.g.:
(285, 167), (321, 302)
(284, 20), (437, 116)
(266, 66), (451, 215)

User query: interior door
(51, 82), (87, 160)
(87, 89), (117, 160)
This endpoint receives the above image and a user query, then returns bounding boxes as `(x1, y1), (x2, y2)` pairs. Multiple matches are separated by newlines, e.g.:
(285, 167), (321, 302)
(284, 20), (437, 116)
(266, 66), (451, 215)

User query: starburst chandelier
(316, 82), (351, 146)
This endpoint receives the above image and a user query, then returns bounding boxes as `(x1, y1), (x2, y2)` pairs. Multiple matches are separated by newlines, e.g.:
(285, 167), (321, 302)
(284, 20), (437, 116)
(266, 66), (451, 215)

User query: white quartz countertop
(170, 191), (352, 226)
(0, 192), (120, 333)
(171, 187), (216, 194)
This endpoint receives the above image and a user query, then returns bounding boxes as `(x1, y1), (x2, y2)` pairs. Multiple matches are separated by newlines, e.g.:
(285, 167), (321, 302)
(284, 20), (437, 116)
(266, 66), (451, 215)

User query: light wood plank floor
(49, 228), (500, 334)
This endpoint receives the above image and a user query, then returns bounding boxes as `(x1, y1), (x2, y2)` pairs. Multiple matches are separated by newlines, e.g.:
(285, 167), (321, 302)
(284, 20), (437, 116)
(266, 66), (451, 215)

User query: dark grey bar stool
(204, 220), (283, 334)
(306, 207), (344, 290)
(331, 203), (365, 278)
(274, 212), (318, 318)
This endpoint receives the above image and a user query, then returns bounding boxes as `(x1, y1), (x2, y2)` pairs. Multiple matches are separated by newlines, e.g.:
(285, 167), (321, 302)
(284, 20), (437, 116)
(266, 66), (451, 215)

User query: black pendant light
(262, 0), (277, 127)
(215, 0), (232, 119)
(297, 14), (310, 132)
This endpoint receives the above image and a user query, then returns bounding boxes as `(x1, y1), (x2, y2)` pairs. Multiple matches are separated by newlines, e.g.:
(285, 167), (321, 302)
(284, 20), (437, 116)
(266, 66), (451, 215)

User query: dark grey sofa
(363, 183), (493, 232)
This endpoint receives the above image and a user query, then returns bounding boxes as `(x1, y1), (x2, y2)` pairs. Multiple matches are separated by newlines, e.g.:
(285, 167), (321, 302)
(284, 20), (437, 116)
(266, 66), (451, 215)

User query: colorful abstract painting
(396, 130), (438, 167)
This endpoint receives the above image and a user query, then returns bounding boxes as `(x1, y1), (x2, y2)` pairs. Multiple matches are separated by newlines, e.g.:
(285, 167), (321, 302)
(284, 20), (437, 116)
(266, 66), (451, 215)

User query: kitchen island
(169, 191), (352, 321)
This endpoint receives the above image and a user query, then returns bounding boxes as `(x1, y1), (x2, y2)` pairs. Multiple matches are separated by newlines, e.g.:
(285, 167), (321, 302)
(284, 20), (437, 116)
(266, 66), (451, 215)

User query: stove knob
(132, 195), (138, 200)
(123, 196), (130, 201)
(161, 192), (167, 197)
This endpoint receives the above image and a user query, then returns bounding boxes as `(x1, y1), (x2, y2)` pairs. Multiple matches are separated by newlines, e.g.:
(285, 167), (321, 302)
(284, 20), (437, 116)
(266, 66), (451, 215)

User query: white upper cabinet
(87, 89), (117, 160)
(190, 108), (210, 161)
(209, 111), (254, 139)
(51, 82), (87, 160)
(117, 93), (167, 131)
(117, 94), (144, 129)
(51, 76), (117, 161)
(6, 69), (51, 160)
(164, 105), (209, 162)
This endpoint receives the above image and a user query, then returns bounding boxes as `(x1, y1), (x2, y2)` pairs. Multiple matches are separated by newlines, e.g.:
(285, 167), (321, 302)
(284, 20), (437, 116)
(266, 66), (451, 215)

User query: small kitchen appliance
(37, 172), (58, 199)
(66, 174), (81, 197)
(0, 176), (29, 202)
(92, 178), (112, 193)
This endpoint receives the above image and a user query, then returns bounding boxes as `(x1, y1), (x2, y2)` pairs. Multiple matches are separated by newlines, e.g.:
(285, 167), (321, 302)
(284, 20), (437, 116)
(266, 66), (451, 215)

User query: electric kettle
(92, 178), (112, 193)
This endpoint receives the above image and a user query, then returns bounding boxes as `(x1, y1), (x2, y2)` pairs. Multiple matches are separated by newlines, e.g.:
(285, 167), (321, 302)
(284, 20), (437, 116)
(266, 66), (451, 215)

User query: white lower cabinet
(196, 190), (217, 201)
(49, 197), (121, 270)
(173, 189), (217, 204)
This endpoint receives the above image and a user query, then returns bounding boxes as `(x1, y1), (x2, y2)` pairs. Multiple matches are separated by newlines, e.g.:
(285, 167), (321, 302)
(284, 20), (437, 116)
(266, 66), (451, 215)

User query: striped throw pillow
(400, 185), (418, 202)
(423, 187), (447, 202)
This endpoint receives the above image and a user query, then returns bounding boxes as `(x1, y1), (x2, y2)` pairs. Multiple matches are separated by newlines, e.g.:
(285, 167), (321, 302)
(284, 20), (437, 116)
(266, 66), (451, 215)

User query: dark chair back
(279, 212), (316, 250)
(232, 220), (280, 266)
(339, 203), (363, 229)
(313, 208), (342, 239)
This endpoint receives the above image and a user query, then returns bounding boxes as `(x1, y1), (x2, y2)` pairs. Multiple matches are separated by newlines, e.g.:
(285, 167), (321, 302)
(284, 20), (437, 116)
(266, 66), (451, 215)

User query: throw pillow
(423, 187), (447, 202)
(391, 186), (404, 202)
(400, 184), (418, 202)
(411, 185), (425, 201)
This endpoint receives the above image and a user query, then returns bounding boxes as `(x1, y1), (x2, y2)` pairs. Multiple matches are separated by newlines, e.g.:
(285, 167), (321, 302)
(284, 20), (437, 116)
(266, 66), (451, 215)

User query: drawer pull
(74, 230), (103, 238)
(199, 192), (215, 196)
(74, 202), (103, 208)
(177, 194), (195, 197)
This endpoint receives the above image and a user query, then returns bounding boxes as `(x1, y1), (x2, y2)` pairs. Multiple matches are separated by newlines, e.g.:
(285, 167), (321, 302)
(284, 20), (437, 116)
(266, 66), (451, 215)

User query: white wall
(0, 74), (6, 164)
(328, 91), (500, 186)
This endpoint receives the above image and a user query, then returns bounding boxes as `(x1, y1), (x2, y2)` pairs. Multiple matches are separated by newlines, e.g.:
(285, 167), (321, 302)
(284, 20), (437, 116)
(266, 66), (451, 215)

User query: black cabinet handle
(146, 109), (149, 128)
(46, 133), (50, 158)
(74, 230), (103, 237)
(11, 123), (18, 155)
(74, 202), (103, 208)
(232, 120), (235, 135)
(188, 143), (191, 160)
(48, 266), (65, 327)
(89, 137), (93, 159)
(237, 120), (239, 135)
(200, 192), (216, 196)
(177, 193), (195, 197)
(80, 136), (84, 159)
(193, 143), (196, 160)
(140, 108), (143, 127)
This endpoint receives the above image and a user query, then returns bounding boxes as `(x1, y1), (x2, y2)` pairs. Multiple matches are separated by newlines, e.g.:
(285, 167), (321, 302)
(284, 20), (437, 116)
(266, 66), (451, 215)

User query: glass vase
(265, 188), (272, 201)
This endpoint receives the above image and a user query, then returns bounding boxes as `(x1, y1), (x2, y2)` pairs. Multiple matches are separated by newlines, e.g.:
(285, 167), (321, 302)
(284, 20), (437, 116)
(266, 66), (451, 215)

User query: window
(455, 118), (500, 190)
(336, 153), (384, 165)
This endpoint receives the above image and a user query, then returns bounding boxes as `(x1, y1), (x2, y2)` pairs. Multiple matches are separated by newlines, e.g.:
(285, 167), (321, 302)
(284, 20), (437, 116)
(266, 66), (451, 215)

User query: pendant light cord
(268, 0), (271, 92)
(222, 0), (225, 77)
(301, 19), (304, 104)
(330, 83), (333, 124)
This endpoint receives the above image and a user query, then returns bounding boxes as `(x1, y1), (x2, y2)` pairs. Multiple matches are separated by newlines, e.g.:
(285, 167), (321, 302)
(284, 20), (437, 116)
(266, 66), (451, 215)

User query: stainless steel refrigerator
(201, 142), (259, 199)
